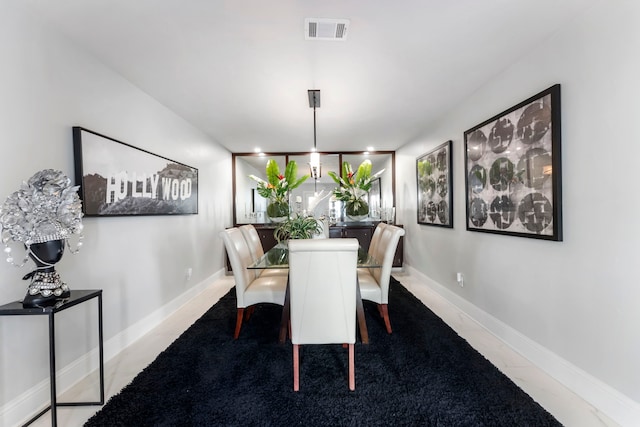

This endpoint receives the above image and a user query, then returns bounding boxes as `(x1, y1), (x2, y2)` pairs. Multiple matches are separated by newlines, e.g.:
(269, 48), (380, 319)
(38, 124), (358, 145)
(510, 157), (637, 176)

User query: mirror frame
(232, 151), (395, 225)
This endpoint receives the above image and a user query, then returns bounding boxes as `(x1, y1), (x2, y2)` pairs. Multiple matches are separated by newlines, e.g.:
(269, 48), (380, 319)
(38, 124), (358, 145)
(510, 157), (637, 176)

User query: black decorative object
(22, 240), (70, 307)
(85, 278), (560, 426)
(464, 85), (562, 240)
(417, 140), (453, 227)
(73, 127), (198, 216)
(0, 169), (84, 306)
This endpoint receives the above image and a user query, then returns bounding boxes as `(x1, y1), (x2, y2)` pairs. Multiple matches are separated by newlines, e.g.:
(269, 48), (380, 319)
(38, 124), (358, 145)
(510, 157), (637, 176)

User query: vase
(267, 199), (289, 223)
(22, 239), (70, 308)
(345, 198), (369, 222)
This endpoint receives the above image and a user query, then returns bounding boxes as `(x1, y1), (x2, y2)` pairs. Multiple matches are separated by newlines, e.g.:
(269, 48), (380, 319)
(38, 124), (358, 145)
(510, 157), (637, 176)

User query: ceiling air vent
(305, 18), (350, 41)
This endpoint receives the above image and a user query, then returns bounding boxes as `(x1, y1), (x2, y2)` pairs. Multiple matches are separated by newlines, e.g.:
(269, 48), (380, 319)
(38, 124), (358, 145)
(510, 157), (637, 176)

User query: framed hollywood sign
(73, 127), (198, 216)
(417, 140), (453, 227)
(463, 84), (562, 241)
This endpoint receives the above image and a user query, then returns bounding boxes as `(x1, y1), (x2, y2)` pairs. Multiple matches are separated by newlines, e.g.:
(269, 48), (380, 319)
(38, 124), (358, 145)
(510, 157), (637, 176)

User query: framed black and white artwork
(417, 140), (452, 227)
(463, 84), (562, 240)
(73, 127), (198, 216)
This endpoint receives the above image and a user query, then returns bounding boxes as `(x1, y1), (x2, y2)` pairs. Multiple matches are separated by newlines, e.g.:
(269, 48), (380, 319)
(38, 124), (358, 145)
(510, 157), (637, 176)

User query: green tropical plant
(274, 214), (322, 242)
(249, 160), (309, 218)
(328, 160), (385, 217)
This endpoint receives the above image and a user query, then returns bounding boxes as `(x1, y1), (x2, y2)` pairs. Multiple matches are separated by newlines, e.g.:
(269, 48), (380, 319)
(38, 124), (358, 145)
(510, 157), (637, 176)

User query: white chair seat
(357, 269), (383, 304)
(257, 268), (289, 278)
(243, 275), (287, 307)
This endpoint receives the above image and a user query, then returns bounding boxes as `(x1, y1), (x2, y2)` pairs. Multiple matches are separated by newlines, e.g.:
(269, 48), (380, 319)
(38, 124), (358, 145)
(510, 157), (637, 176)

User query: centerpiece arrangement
(328, 160), (384, 221)
(249, 159), (309, 222)
(273, 213), (322, 242)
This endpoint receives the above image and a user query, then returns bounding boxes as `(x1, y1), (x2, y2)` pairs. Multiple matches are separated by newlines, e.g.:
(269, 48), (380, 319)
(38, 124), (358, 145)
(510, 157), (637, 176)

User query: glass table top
(248, 242), (380, 269)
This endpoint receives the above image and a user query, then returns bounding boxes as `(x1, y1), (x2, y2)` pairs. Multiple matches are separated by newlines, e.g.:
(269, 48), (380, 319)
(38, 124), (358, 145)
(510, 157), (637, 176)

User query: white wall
(396, 0), (640, 423)
(0, 4), (232, 424)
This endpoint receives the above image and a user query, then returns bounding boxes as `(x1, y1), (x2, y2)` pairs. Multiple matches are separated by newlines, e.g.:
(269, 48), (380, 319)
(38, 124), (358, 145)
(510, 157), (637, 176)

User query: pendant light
(308, 89), (321, 179)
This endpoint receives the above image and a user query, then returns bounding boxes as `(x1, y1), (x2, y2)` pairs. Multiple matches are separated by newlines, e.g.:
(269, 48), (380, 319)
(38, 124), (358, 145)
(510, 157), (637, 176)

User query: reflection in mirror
(341, 153), (394, 221)
(234, 152), (394, 224)
(289, 154), (339, 219)
(235, 155), (286, 224)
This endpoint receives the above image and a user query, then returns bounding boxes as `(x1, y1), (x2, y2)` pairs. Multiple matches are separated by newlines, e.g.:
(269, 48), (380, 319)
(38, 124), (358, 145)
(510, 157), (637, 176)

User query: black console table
(0, 290), (104, 427)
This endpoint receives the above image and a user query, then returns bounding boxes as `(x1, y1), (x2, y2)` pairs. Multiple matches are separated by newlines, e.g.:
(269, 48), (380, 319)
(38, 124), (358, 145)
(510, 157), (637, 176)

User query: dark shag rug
(85, 278), (561, 426)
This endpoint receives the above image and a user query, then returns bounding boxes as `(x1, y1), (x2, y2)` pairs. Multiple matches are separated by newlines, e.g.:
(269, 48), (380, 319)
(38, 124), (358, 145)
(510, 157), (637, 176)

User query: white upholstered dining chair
(357, 223), (405, 334)
(220, 227), (288, 339)
(288, 238), (359, 391)
(238, 224), (288, 277)
(367, 222), (387, 258)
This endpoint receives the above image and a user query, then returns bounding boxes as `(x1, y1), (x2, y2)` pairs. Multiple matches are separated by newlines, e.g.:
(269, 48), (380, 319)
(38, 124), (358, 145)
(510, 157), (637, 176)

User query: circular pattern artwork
(466, 130), (487, 162)
(436, 174), (448, 198)
(437, 200), (449, 224)
(488, 117), (514, 153)
(426, 201), (437, 222)
(463, 86), (561, 240)
(517, 193), (553, 233)
(424, 178), (436, 199)
(489, 157), (515, 192)
(517, 147), (552, 189)
(489, 195), (516, 230)
(417, 141), (452, 227)
(436, 150), (448, 171)
(469, 197), (488, 227)
(468, 165), (487, 194)
(516, 101), (551, 144)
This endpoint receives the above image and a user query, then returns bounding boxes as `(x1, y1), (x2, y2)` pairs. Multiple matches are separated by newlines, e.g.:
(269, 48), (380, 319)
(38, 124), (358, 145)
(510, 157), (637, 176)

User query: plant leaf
(265, 160), (281, 185)
(290, 175), (309, 189)
(284, 161), (297, 186)
(285, 161), (309, 190)
(342, 161), (352, 180)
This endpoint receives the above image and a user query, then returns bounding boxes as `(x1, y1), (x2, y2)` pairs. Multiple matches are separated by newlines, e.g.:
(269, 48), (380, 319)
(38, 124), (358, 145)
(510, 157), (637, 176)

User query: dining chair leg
(355, 278), (369, 344)
(380, 304), (392, 334)
(234, 308), (244, 339)
(293, 344), (300, 391)
(348, 343), (355, 391)
(245, 306), (255, 320)
(279, 278), (291, 344)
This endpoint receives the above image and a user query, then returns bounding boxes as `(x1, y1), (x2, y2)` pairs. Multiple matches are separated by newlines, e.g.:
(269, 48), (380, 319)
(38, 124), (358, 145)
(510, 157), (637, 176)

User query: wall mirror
(233, 152), (394, 225)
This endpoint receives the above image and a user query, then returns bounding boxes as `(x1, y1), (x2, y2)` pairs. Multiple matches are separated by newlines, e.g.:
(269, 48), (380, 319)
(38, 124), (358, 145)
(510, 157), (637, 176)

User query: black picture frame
(463, 84), (562, 241)
(417, 140), (453, 227)
(73, 127), (198, 216)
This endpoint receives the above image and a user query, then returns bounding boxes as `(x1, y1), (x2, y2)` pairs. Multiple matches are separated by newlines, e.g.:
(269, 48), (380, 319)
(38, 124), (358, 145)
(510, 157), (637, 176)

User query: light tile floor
(26, 273), (618, 427)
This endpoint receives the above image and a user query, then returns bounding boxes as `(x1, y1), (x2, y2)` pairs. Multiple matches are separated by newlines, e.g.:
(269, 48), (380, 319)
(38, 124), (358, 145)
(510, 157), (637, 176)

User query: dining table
(247, 242), (381, 344)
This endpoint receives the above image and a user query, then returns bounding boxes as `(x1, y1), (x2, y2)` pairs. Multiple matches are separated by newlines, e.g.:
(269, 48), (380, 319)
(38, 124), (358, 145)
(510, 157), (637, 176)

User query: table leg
(279, 276), (290, 344)
(48, 313), (57, 427)
(98, 293), (105, 404)
(356, 277), (369, 344)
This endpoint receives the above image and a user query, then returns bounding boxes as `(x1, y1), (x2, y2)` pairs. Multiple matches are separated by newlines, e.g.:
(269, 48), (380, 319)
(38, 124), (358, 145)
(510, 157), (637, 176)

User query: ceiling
(15, 0), (596, 153)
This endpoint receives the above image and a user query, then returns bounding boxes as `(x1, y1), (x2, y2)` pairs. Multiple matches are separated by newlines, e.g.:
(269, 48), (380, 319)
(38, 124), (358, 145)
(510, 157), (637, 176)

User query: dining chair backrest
(370, 224), (405, 304)
(239, 224), (265, 279)
(288, 238), (359, 345)
(219, 227), (255, 307)
(368, 222), (387, 257)
(239, 224), (264, 259)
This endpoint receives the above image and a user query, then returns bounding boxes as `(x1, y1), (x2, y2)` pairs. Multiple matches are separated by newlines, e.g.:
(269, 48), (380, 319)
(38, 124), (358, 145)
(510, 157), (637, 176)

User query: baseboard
(0, 269), (226, 427)
(404, 265), (640, 427)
